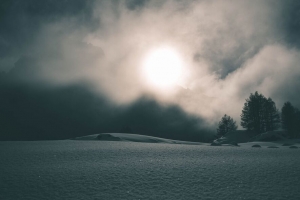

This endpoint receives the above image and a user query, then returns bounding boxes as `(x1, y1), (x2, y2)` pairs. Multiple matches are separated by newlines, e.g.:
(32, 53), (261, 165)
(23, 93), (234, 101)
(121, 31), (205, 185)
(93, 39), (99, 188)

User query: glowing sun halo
(143, 47), (183, 88)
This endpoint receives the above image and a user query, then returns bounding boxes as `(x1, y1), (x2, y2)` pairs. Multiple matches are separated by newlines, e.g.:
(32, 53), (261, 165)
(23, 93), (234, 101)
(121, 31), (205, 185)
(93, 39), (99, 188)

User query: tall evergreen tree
(281, 102), (295, 136)
(263, 98), (280, 132)
(281, 102), (300, 138)
(217, 114), (238, 137)
(294, 109), (300, 138)
(241, 92), (279, 134)
(241, 92), (265, 133)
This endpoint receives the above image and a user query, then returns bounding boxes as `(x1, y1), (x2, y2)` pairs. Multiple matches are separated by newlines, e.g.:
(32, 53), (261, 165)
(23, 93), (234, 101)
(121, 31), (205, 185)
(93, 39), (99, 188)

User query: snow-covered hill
(72, 133), (203, 145)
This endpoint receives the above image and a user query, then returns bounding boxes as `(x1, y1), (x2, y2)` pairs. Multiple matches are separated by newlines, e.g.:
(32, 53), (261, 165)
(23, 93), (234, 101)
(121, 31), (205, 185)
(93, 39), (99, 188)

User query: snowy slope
(213, 130), (298, 145)
(72, 133), (203, 145)
(0, 140), (300, 200)
(213, 130), (255, 144)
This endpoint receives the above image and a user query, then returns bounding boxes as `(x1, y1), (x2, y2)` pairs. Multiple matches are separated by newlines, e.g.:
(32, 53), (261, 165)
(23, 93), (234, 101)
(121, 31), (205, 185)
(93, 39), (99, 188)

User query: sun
(142, 47), (183, 88)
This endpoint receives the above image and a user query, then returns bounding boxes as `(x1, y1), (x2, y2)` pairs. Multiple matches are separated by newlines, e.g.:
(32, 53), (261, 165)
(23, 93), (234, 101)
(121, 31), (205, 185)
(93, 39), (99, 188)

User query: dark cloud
(0, 76), (213, 142)
(1, 0), (300, 141)
(126, 0), (149, 10)
(9, 56), (40, 80)
(279, 0), (300, 47)
(0, 0), (97, 68)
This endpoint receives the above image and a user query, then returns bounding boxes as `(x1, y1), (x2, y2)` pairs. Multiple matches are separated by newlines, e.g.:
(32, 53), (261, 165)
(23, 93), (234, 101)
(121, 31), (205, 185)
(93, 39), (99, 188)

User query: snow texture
(73, 133), (203, 145)
(213, 130), (255, 144)
(1, 140), (300, 200)
(213, 130), (294, 145)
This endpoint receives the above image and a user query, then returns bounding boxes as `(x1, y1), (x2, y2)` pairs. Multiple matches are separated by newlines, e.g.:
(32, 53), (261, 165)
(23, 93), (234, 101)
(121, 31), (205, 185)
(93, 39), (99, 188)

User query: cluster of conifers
(217, 91), (300, 138)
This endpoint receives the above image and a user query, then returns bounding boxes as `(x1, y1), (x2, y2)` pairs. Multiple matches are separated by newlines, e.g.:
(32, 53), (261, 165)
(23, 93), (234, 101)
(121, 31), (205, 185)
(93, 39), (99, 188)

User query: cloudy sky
(1, 0), (300, 140)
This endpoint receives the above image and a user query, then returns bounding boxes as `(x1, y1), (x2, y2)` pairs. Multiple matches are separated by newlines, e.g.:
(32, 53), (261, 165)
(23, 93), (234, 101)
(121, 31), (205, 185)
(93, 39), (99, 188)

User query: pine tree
(281, 102), (300, 138)
(241, 92), (265, 133)
(217, 114), (238, 137)
(263, 98), (280, 132)
(294, 109), (300, 138)
(281, 102), (295, 136)
(241, 92), (279, 134)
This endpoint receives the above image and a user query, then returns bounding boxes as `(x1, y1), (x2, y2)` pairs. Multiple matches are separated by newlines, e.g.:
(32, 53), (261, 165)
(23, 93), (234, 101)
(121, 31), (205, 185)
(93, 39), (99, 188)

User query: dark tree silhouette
(241, 92), (265, 133)
(281, 102), (300, 138)
(295, 109), (300, 138)
(263, 97), (280, 132)
(217, 114), (238, 137)
(281, 102), (295, 136)
(241, 92), (279, 134)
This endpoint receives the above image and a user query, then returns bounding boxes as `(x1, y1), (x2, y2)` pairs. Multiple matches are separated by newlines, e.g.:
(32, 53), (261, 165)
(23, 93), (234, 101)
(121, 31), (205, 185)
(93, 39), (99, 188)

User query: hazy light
(143, 47), (183, 89)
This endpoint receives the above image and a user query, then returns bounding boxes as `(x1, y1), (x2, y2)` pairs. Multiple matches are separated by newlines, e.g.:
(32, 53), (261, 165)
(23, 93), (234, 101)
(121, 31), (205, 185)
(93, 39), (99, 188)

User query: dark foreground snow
(1, 140), (300, 200)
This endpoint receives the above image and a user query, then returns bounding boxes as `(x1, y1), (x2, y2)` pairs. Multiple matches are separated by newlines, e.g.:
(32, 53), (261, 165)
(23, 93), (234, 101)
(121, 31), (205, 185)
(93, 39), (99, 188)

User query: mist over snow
(1, 0), (300, 140)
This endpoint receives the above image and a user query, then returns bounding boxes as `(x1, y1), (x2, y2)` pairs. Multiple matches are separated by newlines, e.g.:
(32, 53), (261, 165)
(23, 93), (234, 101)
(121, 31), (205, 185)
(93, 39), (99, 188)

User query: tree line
(217, 91), (300, 139)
